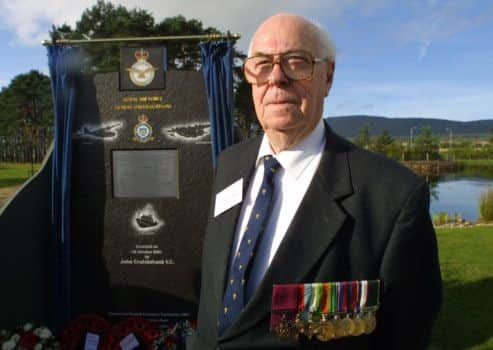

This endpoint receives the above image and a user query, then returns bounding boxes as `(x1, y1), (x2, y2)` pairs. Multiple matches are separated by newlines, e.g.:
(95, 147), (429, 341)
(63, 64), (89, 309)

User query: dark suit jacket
(188, 121), (442, 350)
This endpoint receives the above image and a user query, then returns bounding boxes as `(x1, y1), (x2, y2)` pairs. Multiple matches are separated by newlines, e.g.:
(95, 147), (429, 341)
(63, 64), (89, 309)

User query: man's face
(249, 15), (333, 142)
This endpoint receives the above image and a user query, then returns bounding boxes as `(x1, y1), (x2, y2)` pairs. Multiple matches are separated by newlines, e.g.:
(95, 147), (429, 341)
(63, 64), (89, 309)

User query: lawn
(0, 162), (41, 188)
(0, 162), (41, 207)
(430, 226), (493, 349)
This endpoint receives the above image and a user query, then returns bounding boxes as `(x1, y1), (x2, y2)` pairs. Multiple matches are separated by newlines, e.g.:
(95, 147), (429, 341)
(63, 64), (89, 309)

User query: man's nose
(267, 62), (289, 85)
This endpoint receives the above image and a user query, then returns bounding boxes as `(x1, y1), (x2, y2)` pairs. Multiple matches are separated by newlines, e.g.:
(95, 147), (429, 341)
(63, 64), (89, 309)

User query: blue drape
(200, 41), (235, 166)
(47, 45), (80, 330)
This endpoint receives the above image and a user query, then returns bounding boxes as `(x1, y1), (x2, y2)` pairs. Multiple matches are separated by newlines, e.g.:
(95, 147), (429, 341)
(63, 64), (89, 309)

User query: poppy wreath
(61, 314), (111, 350)
(160, 320), (197, 350)
(99, 317), (160, 350)
(1, 324), (57, 350)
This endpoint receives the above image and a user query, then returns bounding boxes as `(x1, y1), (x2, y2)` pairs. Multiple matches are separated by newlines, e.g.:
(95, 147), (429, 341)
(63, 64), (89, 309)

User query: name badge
(214, 178), (243, 217)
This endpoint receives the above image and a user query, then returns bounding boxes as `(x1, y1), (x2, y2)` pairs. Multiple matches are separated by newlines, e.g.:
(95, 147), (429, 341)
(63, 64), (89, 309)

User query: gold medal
(352, 315), (366, 336)
(333, 316), (345, 339)
(274, 314), (295, 339)
(342, 315), (356, 336)
(362, 280), (380, 335)
(363, 313), (377, 334)
(306, 312), (316, 339)
(369, 314), (377, 333)
(307, 321), (321, 339)
(294, 313), (307, 338)
(316, 316), (335, 341)
(317, 314), (335, 342)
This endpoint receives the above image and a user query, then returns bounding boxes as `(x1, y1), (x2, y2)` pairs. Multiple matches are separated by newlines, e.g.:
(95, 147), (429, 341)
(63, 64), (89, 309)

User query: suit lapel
(220, 124), (355, 341)
(208, 137), (262, 323)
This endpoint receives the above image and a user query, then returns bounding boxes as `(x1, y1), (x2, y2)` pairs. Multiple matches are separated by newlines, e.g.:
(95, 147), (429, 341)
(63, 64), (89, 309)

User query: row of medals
(275, 309), (378, 341)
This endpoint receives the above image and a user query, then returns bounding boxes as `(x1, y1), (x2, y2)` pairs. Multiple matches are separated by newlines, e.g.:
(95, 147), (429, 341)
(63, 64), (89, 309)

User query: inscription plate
(112, 149), (179, 198)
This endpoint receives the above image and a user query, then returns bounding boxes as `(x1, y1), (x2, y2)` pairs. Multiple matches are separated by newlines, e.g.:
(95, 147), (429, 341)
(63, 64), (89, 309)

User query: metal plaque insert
(112, 149), (179, 198)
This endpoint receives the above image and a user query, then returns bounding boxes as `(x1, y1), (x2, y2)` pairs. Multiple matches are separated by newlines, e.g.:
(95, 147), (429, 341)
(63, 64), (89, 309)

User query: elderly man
(188, 13), (441, 350)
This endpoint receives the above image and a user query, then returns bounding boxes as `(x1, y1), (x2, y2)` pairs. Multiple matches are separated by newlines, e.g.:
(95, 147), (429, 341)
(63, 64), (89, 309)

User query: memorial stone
(0, 47), (213, 332)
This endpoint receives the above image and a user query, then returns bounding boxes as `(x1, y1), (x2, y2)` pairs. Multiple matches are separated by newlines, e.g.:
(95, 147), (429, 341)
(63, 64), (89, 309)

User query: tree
(453, 140), (475, 160)
(49, 0), (259, 138)
(50, 3), (217, 72)
(413, 126), (440, 160)
(0, 70), (53, 163)
(386, 142), (405, 161)
(0, 70), (52, 135)
(374, 129), (394, 154)
(354, 124), (371, 149)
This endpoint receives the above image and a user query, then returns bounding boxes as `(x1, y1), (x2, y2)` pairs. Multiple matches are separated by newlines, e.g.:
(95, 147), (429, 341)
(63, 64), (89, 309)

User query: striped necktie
(218, 155), (281, 335)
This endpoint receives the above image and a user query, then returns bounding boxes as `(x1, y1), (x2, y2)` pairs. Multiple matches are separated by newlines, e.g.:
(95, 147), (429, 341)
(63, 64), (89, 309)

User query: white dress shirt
(229, 118), (326, 301)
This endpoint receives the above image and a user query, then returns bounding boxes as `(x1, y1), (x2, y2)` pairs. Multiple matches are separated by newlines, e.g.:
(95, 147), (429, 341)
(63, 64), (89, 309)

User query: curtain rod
(42, 32), (241, 46)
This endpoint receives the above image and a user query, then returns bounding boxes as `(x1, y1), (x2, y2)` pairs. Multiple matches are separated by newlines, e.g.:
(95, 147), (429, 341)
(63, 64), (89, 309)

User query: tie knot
(263, 155), (281, 178)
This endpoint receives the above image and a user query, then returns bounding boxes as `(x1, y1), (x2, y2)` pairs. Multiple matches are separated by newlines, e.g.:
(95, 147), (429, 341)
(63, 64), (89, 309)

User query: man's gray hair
(314, 21), (336, 63)
(247, 15), (336, 63)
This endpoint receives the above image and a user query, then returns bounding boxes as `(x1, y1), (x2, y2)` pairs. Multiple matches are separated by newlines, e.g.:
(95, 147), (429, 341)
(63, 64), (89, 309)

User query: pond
(427, 173), (493, 221)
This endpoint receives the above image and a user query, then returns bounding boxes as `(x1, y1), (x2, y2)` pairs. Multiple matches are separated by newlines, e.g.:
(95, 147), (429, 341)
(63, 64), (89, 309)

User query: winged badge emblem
(126, 49), (158, 87)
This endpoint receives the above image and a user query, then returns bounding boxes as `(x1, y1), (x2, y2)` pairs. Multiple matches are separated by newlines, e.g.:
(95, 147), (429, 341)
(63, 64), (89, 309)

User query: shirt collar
(256, 118), (326, 180)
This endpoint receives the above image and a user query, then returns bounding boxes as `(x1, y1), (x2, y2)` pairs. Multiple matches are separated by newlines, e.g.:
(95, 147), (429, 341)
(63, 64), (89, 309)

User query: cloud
(390, 1), (493, 61)
(0, 0), (87, 46)
(1, 0), (490, 121)
(416, 12), (441, 61)
(0, 0), (395, 50)
(1, 0), (491, 58)
(417, 39), (431, 61)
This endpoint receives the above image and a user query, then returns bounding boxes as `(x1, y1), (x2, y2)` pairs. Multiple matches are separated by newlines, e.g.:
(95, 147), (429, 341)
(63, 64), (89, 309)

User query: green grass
(0, 162), (41, 188)
(430, 226), (493, 349)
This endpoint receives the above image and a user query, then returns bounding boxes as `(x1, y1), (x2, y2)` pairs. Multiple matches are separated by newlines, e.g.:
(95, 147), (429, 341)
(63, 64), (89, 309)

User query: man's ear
(325, 61), (335, 97)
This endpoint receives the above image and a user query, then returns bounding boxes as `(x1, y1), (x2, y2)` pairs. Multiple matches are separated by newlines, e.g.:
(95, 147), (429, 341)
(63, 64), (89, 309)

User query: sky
(0, 0), (492, 121)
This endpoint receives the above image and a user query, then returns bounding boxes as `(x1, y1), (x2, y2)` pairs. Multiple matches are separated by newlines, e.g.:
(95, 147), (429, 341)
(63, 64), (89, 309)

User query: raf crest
(133, 114), (154, 143)
(126, 49), (158, 87)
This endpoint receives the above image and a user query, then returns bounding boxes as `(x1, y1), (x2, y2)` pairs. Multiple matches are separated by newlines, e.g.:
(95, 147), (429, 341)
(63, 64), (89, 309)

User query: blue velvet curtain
(47, 45), (80, 330)
(200, 41), (235, 166)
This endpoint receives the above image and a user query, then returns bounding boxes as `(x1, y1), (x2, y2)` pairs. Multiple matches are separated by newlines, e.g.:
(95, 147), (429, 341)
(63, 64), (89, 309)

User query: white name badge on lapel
(214, 178), (243, 217)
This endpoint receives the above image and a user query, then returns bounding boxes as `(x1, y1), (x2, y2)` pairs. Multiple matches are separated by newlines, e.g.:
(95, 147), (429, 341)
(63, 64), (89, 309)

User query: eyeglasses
(243, 50), (329, 85)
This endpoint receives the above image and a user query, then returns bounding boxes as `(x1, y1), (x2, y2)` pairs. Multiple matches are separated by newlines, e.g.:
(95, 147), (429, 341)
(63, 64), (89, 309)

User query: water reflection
(425, 172), (493, 221)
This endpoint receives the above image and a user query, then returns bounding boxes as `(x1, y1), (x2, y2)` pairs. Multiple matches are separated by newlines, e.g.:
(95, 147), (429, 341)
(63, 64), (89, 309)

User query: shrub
(454, 212), (463, 224)
(479, 188), (493, 221)
(440, 212), (449, 225)
(432, 211), (456, 226)
(432, 213), (441, 226)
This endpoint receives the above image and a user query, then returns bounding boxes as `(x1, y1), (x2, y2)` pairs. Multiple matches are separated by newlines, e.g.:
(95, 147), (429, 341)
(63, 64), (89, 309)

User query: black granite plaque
(112, 149), (179, 198)
(119, 47), (166, 91)
(70, 70), (212, 328)
(0, 53), (213, 334)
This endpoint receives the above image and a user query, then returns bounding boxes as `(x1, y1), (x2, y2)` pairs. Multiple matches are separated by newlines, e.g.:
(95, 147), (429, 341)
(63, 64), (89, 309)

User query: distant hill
(325, 115), (493, 138)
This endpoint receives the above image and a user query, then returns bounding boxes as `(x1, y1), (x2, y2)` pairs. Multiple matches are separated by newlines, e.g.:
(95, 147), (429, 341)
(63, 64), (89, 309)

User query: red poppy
(19, 332), (40, 349)
(61, 314), (111, 350)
